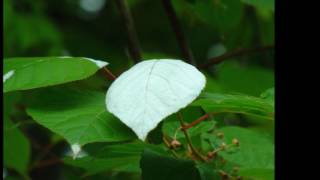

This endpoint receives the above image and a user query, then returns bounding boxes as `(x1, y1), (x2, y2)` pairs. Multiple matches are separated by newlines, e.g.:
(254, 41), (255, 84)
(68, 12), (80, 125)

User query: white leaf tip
(71, 143), (81, 159)
(3, 70), (15, 83)
(84, 57), (109, 68)
(59, 56), (109, 68)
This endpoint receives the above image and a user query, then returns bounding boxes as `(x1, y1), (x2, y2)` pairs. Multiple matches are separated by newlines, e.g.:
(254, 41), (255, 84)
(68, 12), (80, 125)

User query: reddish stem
(181, 113), (210, 130)
(177, 113), (207, 162)
(102, 67), (117, 80)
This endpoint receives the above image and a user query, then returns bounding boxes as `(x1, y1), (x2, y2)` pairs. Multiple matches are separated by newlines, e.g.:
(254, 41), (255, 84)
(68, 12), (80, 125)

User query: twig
(177, 112), (206, 162)
(115, 0), (142, 63)
(22, 132), (58, 160)
(101, 67), (117, 80)
(162, 136), (179, 158)
(199, 45), (274, 69)
(32, 140), (62, 166)
(161, 0), (195, 65)
(25, 133), (62, 171)
(31, 158), (63, 170)
(181, 113), (210, 130)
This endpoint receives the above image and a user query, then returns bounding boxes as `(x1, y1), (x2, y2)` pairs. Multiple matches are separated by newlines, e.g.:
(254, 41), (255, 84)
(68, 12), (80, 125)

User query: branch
(177, 112), (206, 162)
(31, 158), (63, 170)
(181, 113), (210, 130)
(101, 67), (117, 80)
(199, 45), (274, 69)
(162, 136), (180, 158)
(26, 134), (62, 171)
(115, 0), (142, 63)
(161, 0), (195, 65)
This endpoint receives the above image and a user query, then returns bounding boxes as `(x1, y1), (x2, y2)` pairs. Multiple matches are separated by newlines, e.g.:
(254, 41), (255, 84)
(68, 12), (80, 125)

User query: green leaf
(65, 141), (167, 175)
(3, 57), (108, 93)
(258, 15), (275, 44)
(190, 0), (244, 32)
(248, 121), (275, 142)
(162, 106), (215, 139)
(163, 118), (215, 139)
(203, 74), (225, 93)
(179, 106), (205, 124)
(147, 122), (164, 144)
(207, 43), (227, 59)
(4, 1), (63, 56)
(66, 156), (142, 175)
(140, 148), (201, 180)
(4, 93), (30, 176)
(260, 87), (274, 103)
(4, 119), (30, 176)
(26, 87), (135, 146)
(239, 168), (274, 180)
(192, 92), (274, 120)
(218, 127), (274, 169)
(216, 62), (274, 96)
(196, 163), (220, 180)
(241, 0), (274, 12)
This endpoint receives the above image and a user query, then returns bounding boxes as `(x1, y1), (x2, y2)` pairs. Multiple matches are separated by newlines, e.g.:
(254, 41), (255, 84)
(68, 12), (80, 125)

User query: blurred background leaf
(4, 92), (30, 178)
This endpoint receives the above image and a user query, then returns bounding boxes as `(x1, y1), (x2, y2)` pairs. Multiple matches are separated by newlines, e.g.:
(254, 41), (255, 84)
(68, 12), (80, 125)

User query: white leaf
(106, 59), (206, 140)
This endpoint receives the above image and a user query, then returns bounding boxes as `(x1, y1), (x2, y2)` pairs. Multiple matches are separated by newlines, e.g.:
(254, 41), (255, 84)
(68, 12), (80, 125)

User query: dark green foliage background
(3, 0), (274, 179)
